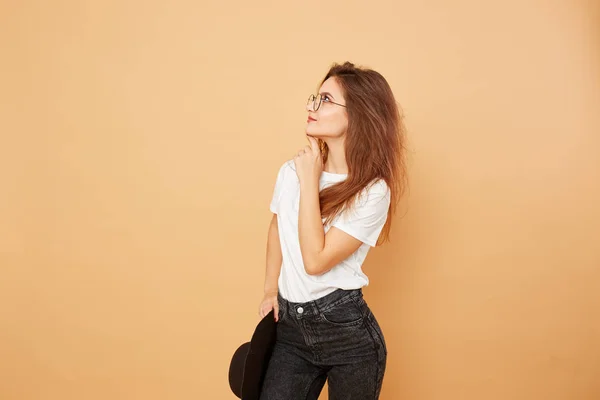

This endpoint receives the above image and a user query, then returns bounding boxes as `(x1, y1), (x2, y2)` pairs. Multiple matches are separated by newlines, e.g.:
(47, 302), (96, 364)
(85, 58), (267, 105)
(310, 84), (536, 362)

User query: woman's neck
(323, 139), (348, 174)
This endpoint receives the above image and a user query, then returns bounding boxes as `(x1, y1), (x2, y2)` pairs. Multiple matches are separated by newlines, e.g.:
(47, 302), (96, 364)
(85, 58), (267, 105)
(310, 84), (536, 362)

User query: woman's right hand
(259, 291), (279, 322)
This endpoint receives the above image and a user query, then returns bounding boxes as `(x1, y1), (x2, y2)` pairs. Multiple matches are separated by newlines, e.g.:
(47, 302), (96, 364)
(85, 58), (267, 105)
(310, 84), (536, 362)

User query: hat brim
(229, 310), (278, 399)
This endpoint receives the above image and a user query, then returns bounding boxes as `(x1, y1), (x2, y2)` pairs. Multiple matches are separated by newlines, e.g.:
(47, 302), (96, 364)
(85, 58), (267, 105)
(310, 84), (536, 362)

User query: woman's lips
(307, 117), (317, 122)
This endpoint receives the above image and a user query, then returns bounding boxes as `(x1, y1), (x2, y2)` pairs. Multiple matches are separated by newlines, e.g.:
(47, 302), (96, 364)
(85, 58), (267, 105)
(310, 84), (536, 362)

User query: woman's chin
(305, 126), (320, 135)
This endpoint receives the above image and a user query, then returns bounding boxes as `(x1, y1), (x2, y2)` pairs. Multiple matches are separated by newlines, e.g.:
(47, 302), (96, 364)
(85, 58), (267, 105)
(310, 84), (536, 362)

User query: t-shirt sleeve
(269, 161), (288, 214)
(331, 180), (391, 247)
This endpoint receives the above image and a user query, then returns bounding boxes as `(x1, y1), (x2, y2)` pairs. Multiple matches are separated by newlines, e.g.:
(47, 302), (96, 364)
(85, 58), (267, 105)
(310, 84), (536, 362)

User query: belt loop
(278, 292), (288, 315)
(309, 299), (318, 317)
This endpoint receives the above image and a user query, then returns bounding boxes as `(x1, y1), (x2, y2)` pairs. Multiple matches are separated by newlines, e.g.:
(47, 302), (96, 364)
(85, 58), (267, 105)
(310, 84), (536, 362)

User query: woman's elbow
(303, 262), (319, 276)
(304, 261), (328, 276)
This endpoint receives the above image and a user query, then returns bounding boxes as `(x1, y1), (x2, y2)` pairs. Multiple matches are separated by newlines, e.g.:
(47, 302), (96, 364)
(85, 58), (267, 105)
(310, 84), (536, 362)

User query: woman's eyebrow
(319, 91), (335, 100)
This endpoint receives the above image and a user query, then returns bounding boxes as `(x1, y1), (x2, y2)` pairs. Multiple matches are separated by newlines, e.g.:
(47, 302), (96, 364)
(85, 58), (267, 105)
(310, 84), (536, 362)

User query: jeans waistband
(278, 288), (363, 318)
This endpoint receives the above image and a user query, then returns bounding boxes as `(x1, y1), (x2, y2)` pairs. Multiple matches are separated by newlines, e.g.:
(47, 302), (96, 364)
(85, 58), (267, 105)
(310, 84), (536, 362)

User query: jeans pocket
(320, 298), (364, 327)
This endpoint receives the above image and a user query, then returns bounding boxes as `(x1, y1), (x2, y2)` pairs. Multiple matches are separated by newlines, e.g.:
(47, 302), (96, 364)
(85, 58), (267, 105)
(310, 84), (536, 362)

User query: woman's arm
(294, 137), (364, 276)
(298, 179), (363, 276)
(263, 213), (282, 295)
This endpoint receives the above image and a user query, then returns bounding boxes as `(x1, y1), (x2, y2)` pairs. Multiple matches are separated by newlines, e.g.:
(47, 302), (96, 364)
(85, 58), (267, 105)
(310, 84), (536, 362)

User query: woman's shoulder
(275, 159), (295, 173)
(274, 159), (295, 177)
(272, 159), (298, 188)
(282, 159), (295, 170)
(363, 178), (390, 199)
(352, 178), (390, 208)
(369, 178), (390, 194)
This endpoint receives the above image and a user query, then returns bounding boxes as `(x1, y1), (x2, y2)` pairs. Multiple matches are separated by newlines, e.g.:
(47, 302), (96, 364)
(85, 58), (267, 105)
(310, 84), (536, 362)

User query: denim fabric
(259, 288), (387, 400)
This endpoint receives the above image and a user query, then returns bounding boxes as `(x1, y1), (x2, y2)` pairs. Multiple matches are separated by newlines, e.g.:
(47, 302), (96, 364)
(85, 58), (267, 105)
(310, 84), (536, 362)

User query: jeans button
(297, 307), (304, 314)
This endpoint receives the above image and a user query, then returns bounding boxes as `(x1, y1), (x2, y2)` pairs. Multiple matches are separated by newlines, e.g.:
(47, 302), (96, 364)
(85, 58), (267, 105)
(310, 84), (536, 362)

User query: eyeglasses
(307, 94), (347, 111)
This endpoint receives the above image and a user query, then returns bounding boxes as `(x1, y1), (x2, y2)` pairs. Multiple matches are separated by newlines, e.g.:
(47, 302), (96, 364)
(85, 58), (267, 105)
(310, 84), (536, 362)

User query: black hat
(228, 310), (278, 399)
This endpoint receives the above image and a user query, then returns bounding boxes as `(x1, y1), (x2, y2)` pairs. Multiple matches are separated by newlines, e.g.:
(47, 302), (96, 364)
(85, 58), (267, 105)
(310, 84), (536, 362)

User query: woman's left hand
(293, 135), (323, 184)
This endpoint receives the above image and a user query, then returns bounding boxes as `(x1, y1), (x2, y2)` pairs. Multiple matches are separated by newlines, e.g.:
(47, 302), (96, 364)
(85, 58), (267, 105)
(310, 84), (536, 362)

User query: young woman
(258, 61), (407, 399)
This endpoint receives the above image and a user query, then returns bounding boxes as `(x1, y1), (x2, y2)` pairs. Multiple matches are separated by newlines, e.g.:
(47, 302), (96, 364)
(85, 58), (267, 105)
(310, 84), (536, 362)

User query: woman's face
(305, 77), (348, 139)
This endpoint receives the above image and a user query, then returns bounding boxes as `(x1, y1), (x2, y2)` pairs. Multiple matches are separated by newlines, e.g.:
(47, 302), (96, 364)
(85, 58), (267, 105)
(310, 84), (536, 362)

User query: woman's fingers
(307, 135), (319, 152)
(259, 295), (279, 320)
(295, 145), (314, 158)
(259, 304), (273, 318)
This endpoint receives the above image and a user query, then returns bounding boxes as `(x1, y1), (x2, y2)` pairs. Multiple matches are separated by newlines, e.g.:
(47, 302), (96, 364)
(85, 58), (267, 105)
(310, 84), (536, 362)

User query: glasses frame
(307, 94), (347, 111)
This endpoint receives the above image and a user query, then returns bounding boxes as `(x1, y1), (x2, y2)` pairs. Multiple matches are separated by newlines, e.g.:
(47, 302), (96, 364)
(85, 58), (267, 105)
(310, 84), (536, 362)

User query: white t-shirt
(269, 159), (391, 303)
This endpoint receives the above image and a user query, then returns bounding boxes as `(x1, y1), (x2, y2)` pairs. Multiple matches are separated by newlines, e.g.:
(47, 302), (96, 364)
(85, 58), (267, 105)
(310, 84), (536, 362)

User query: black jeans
(259, 288), (387, 399)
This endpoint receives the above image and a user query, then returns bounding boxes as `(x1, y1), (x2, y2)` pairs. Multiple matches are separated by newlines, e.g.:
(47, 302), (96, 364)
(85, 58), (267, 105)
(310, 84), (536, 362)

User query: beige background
(1, 0), (599, 399)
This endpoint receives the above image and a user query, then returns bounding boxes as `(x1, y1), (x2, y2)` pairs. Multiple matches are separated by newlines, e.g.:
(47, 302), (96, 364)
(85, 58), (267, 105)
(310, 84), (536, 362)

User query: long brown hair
(318, 61), (408, 246)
